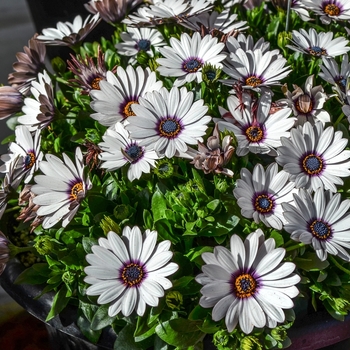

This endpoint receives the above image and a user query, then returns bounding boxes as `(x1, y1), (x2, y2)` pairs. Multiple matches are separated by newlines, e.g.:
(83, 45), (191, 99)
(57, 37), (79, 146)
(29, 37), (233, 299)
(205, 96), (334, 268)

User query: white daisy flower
(116, 27), (165, 64)
(276, 122), (350, 193)
(98, 122), (159, 182)
(302, 0), (350, 24)
(234, 163), (296, 230)
(17, 70), (55, 132)
(125, 86), (211, 158)
(222, 45), (291, 92)
(196, 229), (300, 334)
(31, 147), (92, 229)
(279, 75), (330, 126)
(179, 10), (248, 36)
(217, 92), (294, 157)
(90, 66), (163, 126)
(84, 226), (178, 317)
(283, 187), (350, 261)
(36, 14), (101, 46)
(0, 126), (43, 184)
(156, 32), (226, 87)
(287, 28), (350, 59)
(226, 33), (271, 55)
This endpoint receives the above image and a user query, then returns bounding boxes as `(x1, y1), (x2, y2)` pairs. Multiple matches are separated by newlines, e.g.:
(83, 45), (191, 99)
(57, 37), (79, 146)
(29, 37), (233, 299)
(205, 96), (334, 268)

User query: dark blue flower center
(233, 273), (257, 298)
(24, 151), (36, 169)
(302, 154), (323, 175)
(183, 58), (202, 73)
(121, 263), (145, 287)
(158, 118), (182, 138)
(310, 219), (332, 240)
(308, 46), (327, 57)
(254, 194), (274, 213)
(245, 125), (264, 142)
(137, 39), (151, 51)
(335, 76), (346, 90)
(205, 70), (216, 81)
(125, 144), (143, 163)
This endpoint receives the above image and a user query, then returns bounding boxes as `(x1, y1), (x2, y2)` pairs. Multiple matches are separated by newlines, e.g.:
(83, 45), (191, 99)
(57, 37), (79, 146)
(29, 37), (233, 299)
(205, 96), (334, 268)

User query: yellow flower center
(123, 101), (138, 118)
(24, 152), (36, 169)
(245, 125), (264, 142)
(310, 219), (332, 240)
(121, 263), (145, 287)
(91, 77), (103, 90)
(302, 154), (323, 175)
(324, 4), (340, 16)
(245, 76), (263, 87)
(233, 273), (257, 298)
(254, 194), (274, 213)
(70, 182), (84, 201)
(159, 118), (182, 138)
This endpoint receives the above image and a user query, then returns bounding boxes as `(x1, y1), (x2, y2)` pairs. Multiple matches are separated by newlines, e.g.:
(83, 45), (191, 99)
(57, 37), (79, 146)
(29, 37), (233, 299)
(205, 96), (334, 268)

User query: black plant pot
(2, 259), (350, 350)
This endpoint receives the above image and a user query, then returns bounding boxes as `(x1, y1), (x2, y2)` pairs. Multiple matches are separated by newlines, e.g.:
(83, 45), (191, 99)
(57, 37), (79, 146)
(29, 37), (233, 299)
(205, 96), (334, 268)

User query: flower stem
(285, 0), (292, 32)
(4, 206), (20, 214)
(285, 242), (305, 252)
(329, 255), (350, 275)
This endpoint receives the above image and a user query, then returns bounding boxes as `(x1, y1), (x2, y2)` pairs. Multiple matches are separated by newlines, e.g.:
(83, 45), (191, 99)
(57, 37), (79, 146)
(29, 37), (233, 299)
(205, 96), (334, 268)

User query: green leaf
(143, 209), (153, 229)
(46, 285), (70, 321)
(14, 263), (51, 285)
(294, 252), (330, 271)
(91, 304), (116, 331)
(82, 237), (99, 254)
(134, 314), (157, 342)
(114, 323), (145, 350)
(206, 199), (220, 211)
(155, 318), (204, 348)
(77, 314), (102, 344)
(152, 190), (168, 222)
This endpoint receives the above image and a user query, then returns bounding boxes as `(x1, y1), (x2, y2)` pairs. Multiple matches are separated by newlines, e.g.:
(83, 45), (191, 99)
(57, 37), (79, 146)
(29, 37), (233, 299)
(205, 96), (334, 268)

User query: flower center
(335, 75), (346, 90)
(124, 144), (144, 163)
(24, 151), (36, 169)
(158, 118), (182, 138)
(324, 4), (340, 16)
(123, 100), (138, 118)
(310, 219), (332, 240)
(245, 75), (263, 87)
(205, 70), (216, 81)
(295, 94), (313, 114)
(302, 154), (324, 175)
(121, 262), (145, 287)
(308, 46), (327, 57)
(91, 77), (103, 90)
(233, 273), (257, 298)
(183, 58), (203, 73)
(70, 182), (84, 201)
(245, 125), (264, 142)
(254, 194), (274, 213)
(137, 39), (151, 51)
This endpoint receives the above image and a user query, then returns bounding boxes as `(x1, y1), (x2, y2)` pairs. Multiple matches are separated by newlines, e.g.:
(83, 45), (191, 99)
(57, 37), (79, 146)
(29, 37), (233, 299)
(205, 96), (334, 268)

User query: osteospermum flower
(67, 48), (116, 95)
(8, 33), (46, 95)
(84, 226), (178, 317)
(31, 147), (92, 229)
(217, 92), (294, 156)
(36, 14), (101, 46)
(157, 32), (226, 87)
(302, 0), (350, 24)
(234, 163), (296, 230)
(90, 66), (163, 126)
(276, 122), (350, 192)
(280, 75), (330, 126)
(0, 126), (43, 184)
(287, 28), (350, 59)
(98, 122), (159, 181)
(116, 27), (165, 64)
(125, 86), (211, 158)
(0, 86), (24, 119)
(17, 70), (55, 131)
(222, 46), (291, 92)
(196, 229), (300, 334)
(226, 33), (271, 55)
(283, 187), (350, 261)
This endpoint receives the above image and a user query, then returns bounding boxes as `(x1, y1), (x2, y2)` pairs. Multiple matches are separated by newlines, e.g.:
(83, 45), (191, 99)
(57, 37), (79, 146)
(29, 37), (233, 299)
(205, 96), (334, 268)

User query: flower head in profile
(287, 28), (350, 59)
(84, 226), (178, 317)
(191, 123), (235, 177)
(276, 122), (350, 192)
(8, 33), (46, 95)
(17, 70), (55, 131)
(157, 32), (226, 87)
(0, 126), (43, 184)
(31, 147), (92, 229)
(283, 187), (350, 261)
(90, 66), (163, 126)
(0, 86), (24, 119)
(196, 229), (300, 334)
(280, 75), (330, 126)
(302, 0), (350, 24)
(116, 27), (165, 64)
(85, 0), (142, 24)
(217, 92), (294, 157)
(125, 86), (211, 158)
(36, 14), (101, 46)
(234, 163), (296, 230)
(98, 122), (159, 181)
(67, 47), (116, 95)
(0, 232), (11, 275)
